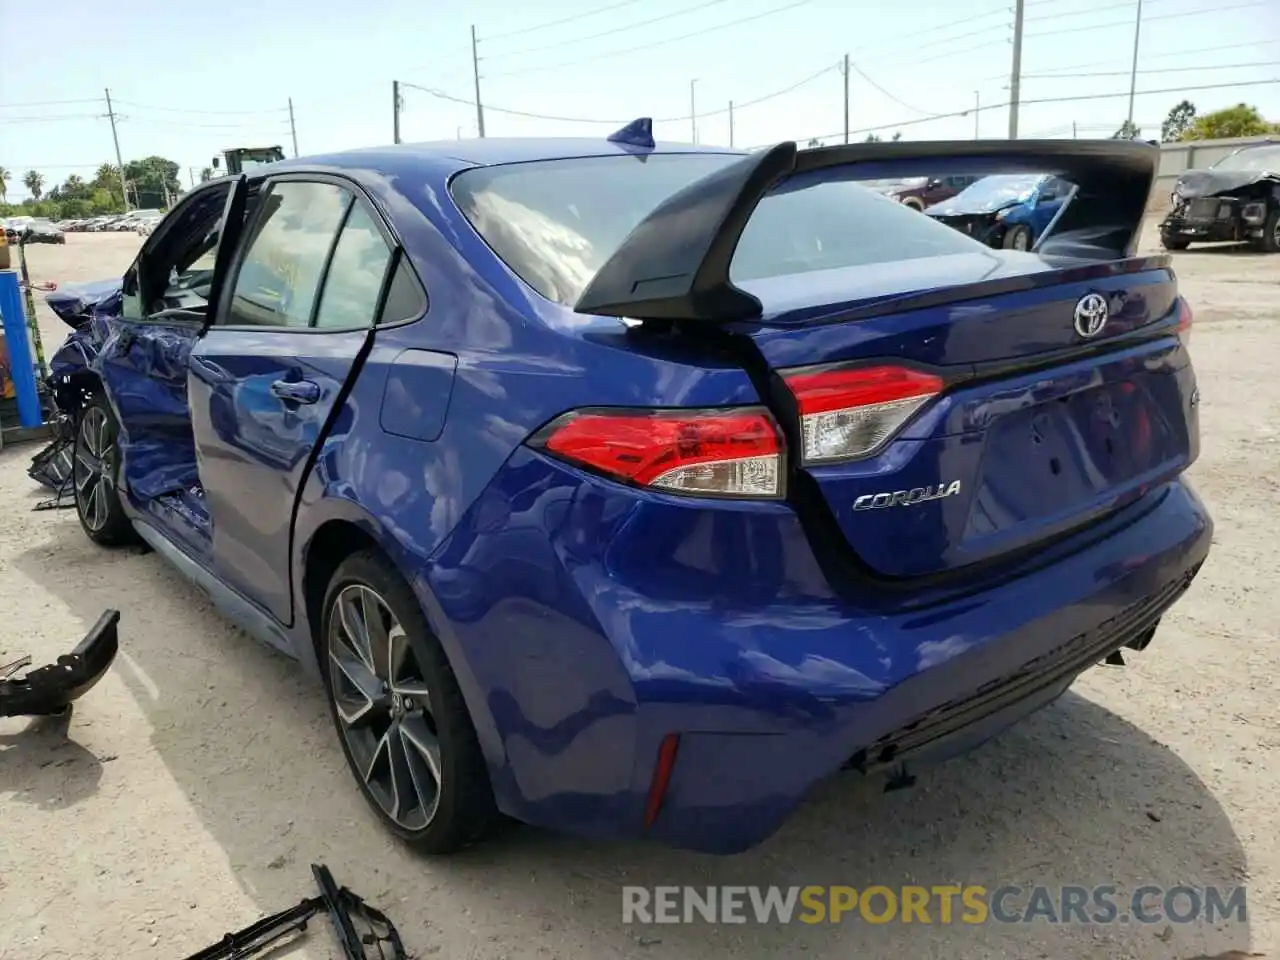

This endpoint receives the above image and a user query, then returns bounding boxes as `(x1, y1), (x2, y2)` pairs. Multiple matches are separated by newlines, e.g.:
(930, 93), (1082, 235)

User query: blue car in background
(42, 132), (1209, 855)
(925, 172), (1074, 250)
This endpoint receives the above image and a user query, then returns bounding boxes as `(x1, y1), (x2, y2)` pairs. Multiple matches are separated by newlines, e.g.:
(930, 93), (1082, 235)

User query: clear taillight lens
(782, 363), (944, 464)
(531, 407), (785, 499)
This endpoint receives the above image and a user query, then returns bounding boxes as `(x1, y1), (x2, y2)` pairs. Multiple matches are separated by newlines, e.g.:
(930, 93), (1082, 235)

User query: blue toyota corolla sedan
(45, 125), (1210, 855)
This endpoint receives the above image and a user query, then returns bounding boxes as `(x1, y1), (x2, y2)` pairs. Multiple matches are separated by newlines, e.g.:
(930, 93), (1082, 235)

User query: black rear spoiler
(573, 139), (1160, 324)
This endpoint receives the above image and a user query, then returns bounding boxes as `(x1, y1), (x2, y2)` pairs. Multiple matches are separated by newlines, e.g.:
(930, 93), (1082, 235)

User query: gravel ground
(1, 228), (1276, 960)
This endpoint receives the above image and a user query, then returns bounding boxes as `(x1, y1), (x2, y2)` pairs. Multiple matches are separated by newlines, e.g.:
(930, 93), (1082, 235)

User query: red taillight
(1176, 298), (1193, 347)
(782, 363), (943, 464)
(533, 407), (784, 499)
(644, 733), (681, 829)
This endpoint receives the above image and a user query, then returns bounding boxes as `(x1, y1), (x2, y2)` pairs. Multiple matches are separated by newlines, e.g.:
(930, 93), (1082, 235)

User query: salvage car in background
(43, 133), (1208, 856)
(875, 173), (981, 210)
(1159, 140), (1280, 252)
(925, 173), (1073, 249)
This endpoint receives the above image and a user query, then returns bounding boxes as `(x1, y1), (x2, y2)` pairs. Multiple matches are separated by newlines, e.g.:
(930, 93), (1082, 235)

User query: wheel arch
(293, 498), (508, 775)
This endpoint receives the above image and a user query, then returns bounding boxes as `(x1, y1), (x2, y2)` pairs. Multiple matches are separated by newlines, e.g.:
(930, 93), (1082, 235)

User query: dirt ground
(1, 226), (1276, 960)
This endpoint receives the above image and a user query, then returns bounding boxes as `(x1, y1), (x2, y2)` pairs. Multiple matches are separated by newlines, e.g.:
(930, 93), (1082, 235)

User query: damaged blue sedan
(41, 129), (1210, 855)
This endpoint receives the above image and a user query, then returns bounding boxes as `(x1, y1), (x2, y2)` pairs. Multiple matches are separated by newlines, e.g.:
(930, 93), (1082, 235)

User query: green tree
(60, 198), (93, 218)
(22, 169), (45, 201)
(1182, 103), (1278, 140)
(0, 166), (10, 204)
(123, 155), (182, 207)
(59, 174), (93, 201)
(1161, 100), (1196, 142)
(199, 166), (215, 183)
(864, 133), (882, 142)
(1111, 119), (1142, 139)
(891, 131), (903, 142)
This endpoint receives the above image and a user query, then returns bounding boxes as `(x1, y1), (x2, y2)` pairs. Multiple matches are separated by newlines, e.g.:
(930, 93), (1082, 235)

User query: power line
(0, 114), (100, 124)
(1025, 59), (1280, 79)
(487, 0), (736, 60)
(486, 0), (813, 78)
(480, 0), (647, 43)
(113, 98), (290, 116)
(788, 76), (1279, 144)
(846, 62), (947, 118)
(0, 97), (102, 110)
(1024, 1), (1271, 41)
(400, 61), (839, 126)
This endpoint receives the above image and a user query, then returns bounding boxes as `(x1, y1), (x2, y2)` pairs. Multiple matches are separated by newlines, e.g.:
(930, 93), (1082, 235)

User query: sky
(1, 0), (1277, 201)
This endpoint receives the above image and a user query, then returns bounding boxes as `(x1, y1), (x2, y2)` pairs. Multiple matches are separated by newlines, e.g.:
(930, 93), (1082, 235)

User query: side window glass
(313, 203), (392, 329)
(226, 181), (350, 327)
(377, 257), (427, 325)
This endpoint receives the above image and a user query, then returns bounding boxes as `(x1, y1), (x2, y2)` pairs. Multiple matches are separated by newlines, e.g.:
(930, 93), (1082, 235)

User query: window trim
(126, 178), (232, 324)
(210, 171), (428, 336)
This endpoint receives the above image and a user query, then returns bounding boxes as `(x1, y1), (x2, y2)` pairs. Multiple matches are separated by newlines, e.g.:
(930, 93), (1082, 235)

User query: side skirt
(132, 518), (299, 661)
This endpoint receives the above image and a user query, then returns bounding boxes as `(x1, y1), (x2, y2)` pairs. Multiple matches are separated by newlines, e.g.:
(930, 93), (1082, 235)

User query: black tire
(1161, 234), (1191, 251)
(321, 548), (497, 853)
(1261, 209), (1280, 254)
(901, 197), (925, 212)
(1002, 224), (1032, 251)
(72, 399), (136, 547)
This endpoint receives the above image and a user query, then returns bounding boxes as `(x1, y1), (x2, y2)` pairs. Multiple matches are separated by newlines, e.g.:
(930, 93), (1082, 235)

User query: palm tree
(199, 166), (214, 183)
(22, 169), (45, 201)
(0, 166), (9, 204)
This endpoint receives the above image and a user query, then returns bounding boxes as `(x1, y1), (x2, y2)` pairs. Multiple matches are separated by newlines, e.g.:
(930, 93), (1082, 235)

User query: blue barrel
(0, 270), (45, 428)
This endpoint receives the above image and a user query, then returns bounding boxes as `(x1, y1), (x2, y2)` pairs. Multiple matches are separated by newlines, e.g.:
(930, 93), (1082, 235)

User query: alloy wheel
(74, 407), (115, 533)
(328, 584), (442, 831)
(1012, 229), (1030, 251)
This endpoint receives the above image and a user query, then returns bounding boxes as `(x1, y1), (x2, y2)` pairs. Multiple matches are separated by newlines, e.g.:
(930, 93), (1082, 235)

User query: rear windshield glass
(1212, 144), (1280, 172)
(450, 153), (984, 307)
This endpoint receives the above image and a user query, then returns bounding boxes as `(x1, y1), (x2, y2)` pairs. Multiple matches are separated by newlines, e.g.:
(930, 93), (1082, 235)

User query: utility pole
(288, 97), (299, 156)
(842, 54), (850, 144)
(188, 167), (196, 189)
(1007, 0), (1025, 139)
(689, 79), (698, 143)
(393, 80), (402, 144)
(104, 88), (130, 211)
(1072, 120), (1078, 138)
(728, 101), (734, 148)
(471, 25), (486, 138)
(1126, 0), (1144, 127)
(974, 90), (980, 138)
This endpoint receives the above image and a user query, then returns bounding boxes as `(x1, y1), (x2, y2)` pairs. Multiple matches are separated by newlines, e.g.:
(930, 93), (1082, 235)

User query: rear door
(188, 175), (403, 623)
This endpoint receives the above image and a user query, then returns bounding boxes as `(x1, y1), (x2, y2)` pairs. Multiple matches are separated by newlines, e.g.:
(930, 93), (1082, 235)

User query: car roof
(282, 136), (740, 173)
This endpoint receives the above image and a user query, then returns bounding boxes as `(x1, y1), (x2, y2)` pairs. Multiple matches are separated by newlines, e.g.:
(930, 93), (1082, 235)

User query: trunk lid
(734, 251), (1197, 579)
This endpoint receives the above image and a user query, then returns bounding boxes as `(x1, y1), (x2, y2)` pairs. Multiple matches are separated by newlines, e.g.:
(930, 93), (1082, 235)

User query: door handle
(270, 379), (321, 404)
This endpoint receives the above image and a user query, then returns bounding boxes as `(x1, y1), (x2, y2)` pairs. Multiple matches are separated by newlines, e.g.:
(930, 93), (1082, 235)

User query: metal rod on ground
(104, 88), (129, 211)
(728, 101), (734, 148)
(1007, 0), (1025, 138)
(471, 26), (486, 138)
(1126, 0), (1144, 126)
(393, 80), (401, 144)
(288, 97), (299, 156)
(843, 54), (850, 144)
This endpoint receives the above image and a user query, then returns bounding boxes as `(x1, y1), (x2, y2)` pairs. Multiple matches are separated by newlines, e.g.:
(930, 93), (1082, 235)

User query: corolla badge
(854, 481), (962, 511)
(1073, 293), (1110, 339)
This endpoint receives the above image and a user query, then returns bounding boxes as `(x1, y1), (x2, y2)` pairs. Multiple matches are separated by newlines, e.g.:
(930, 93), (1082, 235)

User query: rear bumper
(420, 453), (1211, 854)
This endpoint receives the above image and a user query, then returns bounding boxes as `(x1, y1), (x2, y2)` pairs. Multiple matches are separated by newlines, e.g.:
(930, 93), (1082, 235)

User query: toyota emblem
(1073, 293), (1109, 339)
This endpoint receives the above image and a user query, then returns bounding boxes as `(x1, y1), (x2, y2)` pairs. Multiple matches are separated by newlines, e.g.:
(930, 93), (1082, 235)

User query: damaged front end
(0, 610), (120, 718)
(1159, 147), (1280, 252)
(27, 279), (123, 504)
